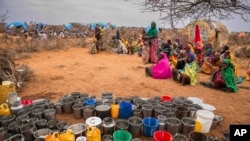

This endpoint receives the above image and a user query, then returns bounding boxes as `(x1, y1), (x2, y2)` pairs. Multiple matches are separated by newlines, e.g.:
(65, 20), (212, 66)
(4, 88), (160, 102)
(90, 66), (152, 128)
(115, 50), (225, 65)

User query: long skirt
(149, 38), (158, 64)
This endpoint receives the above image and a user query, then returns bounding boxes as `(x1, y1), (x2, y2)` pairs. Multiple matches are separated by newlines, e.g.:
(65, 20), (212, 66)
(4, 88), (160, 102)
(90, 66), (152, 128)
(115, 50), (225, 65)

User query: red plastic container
(153, 131), (173, 141)
(21, 100), (33, 106)
(161, 95), (172, 102)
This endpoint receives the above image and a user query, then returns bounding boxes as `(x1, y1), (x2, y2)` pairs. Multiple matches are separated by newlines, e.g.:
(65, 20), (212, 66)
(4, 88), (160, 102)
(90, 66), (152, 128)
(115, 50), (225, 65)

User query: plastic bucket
(196, 110), (214, 133)
(143, 117), (159, 137)
(128, 116), (143, 138)
(181, 117), (195, 136)
(84, 99), (96, 106)
(113, 130), (132, 141)
(200, 103), (216, 113)
(119, 101), (132, 119)
(161, 95), (172, 102)
(166, 117), (181, 136)
(153, 131), (173, 141)
(173, 133), (189, 141)
(187, 97), (203, 105)
(189, 131), (207, 141)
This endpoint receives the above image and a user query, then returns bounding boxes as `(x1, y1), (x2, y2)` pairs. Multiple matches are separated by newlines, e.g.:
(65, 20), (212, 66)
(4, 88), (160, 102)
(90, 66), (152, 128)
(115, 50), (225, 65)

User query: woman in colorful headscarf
(223, 50), (238, 77)
(200, 43), (215, 74)
(211, 59), (237, 92)
(172, 52), (199, 86)
(145, 21), (158, 64)
(145, 52), (172, 79)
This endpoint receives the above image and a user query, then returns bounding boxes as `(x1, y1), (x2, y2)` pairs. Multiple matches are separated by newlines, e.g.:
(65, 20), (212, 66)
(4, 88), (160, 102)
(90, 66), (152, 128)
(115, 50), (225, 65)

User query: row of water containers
(0, 91), (228, 141)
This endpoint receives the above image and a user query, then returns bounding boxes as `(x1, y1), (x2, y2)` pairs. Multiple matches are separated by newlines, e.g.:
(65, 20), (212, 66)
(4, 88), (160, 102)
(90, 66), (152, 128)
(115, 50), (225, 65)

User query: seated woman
(210, 59), (237, 92)
(172, 52), (199, 86)
(174, 50), (187, 70)
(200, 51), (222, 75)
(145, 52), (172, 79)
(201, 59), (237, 92)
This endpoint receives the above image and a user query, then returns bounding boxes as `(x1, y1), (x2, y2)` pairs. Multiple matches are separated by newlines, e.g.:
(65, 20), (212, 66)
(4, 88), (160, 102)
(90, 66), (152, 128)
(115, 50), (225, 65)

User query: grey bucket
(175, 106), (189, 120)
(133, 109), (142, 118)
(54, 103), (63, 114)
(166, 117), (181, 136)
(115, 119), (129, 131)
(174, 133), (189, 141)
(181, 117), (195, 136)
(189, 131), (208, 141)
(142, 104), (154, 118)
(102, 134), (113, 141)
(102, 117), (115, 135)
(83, 105), (95, 119)
(153, 105), (165, 118)
(165, 108), (175, 118)
(8, 134), (25, 141)
(33, 128), (51, 139)
(43, 108), (56, 121)
(20, 122), (37, 141)
(62, 97), (74, 114)
(73, 104), (83, 119)
(31, 108), (44, 119)
(128, 116), (143, 138)
(157, 115), (167, 131)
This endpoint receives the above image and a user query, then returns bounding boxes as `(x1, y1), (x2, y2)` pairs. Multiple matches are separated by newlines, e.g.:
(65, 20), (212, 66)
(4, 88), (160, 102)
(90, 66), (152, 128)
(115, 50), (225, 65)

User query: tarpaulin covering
(5, 21), (28, 30)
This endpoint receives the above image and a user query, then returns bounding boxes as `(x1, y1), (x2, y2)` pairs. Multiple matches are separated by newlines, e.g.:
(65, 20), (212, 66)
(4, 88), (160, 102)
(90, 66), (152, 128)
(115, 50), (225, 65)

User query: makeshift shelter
(5, 21), (28, 31)
(64, 23), (73, 30)
(183, 20), (229, 49)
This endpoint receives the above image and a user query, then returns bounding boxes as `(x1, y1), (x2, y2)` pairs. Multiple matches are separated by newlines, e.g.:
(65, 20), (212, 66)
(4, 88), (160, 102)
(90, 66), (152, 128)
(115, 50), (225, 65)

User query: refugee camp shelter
(183, 20), (229, 49)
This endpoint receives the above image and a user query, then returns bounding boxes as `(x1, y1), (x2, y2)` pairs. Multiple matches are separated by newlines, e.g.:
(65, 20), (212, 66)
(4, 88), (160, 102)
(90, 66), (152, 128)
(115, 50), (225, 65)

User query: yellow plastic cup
(111, 104), (119, 119)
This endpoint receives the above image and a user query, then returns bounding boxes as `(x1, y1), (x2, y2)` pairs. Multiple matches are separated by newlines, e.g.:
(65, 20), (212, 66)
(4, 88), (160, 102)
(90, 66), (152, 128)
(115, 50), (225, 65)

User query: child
(142, 40), (150, 64)
(89, 38), (97, 54)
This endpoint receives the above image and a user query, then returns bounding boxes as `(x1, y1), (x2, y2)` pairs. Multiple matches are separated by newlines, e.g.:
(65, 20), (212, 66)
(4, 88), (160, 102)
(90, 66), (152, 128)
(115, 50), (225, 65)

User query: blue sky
(1, 0), (250, 32)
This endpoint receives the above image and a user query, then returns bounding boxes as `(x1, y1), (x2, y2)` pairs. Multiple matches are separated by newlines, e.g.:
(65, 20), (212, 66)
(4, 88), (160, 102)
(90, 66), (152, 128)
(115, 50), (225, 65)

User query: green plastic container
(113, 130), (132, 141)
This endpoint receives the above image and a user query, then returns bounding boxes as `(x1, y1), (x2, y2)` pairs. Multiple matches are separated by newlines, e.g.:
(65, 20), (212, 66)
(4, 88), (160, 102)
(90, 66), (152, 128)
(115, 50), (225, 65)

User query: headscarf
(146, 21), (158, 38)
(186, 52), (195, 62)
(222, 59), (237, 92)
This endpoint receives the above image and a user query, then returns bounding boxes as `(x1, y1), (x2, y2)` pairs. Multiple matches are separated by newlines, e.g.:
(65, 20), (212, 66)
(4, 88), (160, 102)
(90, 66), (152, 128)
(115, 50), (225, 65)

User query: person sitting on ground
(201, 59), (238, 92)
(223, 50), (238, 77)
(127, 38), (135, 55)
(172, 52), (199, 86)
(174, 50), (187, 70)
(200, 43), (214, 74)
(145, 52), (172, 79)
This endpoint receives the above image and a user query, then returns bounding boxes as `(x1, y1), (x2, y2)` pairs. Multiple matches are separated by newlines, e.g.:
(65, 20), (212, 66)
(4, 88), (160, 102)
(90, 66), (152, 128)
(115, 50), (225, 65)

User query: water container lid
(187, 97), (203, 104)
(200, 103), (216, 112)
(86, 117), (102, 127)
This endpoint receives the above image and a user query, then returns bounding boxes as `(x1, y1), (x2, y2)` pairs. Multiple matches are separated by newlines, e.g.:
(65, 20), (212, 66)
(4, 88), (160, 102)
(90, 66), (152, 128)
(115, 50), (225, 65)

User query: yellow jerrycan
(111, 104), (119, 119)
(194, 119), (202, 132)
(86, 126), (101, 141)
(45, 132), (61, 141)
(0, 103), (11, 116)
(60, 129), (75, 141)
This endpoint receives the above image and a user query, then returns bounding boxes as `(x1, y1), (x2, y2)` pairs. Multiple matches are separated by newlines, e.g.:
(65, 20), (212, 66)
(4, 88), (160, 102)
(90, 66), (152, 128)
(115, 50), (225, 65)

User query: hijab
(146, 21), (158, 38)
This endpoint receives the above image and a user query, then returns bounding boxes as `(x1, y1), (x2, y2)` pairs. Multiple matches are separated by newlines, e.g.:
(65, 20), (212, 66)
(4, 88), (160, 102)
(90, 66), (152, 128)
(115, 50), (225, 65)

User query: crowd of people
(90, 21), (249, 93)
(132, 21), (250, 93)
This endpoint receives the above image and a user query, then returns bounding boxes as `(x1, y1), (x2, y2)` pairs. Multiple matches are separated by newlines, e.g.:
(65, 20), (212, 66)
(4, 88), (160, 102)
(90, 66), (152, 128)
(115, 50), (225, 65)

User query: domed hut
(183, 20), (229, 49)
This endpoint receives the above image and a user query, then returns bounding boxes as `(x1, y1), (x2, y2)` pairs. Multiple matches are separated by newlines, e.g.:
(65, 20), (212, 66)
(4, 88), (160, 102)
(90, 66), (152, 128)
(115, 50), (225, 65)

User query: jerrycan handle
(2, 103), (9, 109)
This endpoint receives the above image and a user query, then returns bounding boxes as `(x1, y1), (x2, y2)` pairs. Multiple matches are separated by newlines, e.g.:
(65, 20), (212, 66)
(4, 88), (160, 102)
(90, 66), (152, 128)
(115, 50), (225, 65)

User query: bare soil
(13, 45), (250, 140)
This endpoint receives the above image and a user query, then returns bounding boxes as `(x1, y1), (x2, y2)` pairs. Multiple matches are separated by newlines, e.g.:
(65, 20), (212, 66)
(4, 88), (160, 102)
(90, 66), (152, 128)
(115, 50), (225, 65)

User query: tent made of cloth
(64, 23), (73, 30)
(5, 21), (28, 30)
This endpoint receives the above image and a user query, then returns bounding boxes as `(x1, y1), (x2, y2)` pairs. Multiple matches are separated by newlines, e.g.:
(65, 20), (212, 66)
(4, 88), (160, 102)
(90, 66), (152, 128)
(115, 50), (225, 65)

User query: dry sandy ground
(15, 46), (250, 140)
